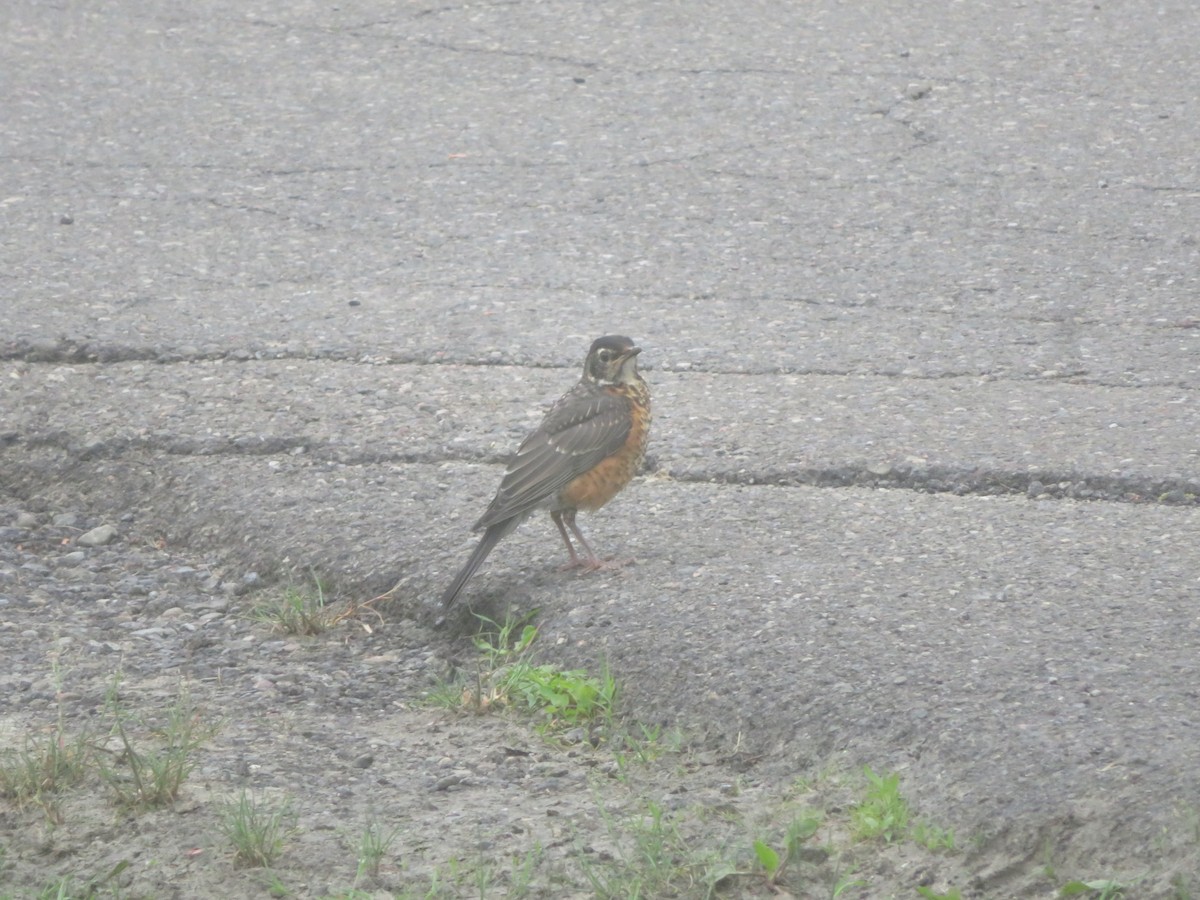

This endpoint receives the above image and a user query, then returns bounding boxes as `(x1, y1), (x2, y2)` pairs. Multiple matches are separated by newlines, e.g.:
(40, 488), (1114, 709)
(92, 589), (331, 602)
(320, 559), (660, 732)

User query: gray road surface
(3, 0), (1199, 888)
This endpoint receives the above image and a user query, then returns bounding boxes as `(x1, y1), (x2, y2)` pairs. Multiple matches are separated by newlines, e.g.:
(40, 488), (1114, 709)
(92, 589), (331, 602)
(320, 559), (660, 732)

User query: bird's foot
(560, 555), (634, 573)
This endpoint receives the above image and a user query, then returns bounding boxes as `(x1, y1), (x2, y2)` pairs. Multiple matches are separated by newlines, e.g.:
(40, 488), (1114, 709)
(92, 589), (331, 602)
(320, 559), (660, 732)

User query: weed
(97, 676), (220, 810)
(427, 612), (537, 714)
(910, 818), (957, 852)
(1059, 879), (1126, 898)
(752, 814), (821, 885)
(1042, 836), (1059, 883)
(352, 820), (399, 884)
(1178, 804), (1200, 845)
(0, 721), (91, 824)
(611, 723), (687, 769)
(917, 888), (963, 900)
(832, 869), (868, 896)
(788, 773), (816, 796)
(252, 575), (333, 636)
(266, 871), (290, 897)
(577, 797), (721, 899)
(785, 761), (847, 801)
(34, 860), (130, 900)
(432, 613), (618, 732)
(507, 844), (543, 898)
(218, 791), (298, 868)
(513, 662), (617, 728)
(472, 857), (496, 897)
(0, 666), (92, 824)
(850, 766), (909, 842)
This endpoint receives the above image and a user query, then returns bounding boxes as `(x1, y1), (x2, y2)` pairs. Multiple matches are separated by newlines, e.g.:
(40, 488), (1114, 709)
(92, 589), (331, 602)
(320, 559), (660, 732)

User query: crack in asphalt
(7, 429), (1197, 507)
(4, 341), (1196, 507)
(0, 337), (1175, 384)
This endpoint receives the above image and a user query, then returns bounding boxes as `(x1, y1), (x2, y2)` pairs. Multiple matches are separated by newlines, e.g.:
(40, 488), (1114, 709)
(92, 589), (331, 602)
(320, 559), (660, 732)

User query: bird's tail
(441, 523), (509, 607)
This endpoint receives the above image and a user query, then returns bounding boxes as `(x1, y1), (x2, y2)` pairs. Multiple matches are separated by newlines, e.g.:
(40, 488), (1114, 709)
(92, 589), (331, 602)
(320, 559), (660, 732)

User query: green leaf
(515, 625), (539, 652)
(753, 839), (780, 874)
(785, 816), (821, 856)
(704, 861), (739, 888)
(1059, 881), (1122, 897)
(917, 888), (962, 900)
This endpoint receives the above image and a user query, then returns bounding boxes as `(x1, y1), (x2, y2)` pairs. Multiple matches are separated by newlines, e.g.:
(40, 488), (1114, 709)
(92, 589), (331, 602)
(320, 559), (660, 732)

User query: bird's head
(584, 335), (642, 386)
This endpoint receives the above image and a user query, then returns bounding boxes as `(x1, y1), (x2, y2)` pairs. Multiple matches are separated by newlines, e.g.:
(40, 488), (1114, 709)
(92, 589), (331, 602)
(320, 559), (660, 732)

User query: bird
(441, 335), (652, 607)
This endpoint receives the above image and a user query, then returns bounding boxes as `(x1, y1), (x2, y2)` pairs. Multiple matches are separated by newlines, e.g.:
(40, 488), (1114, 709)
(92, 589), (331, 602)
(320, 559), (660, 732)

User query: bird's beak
(623, 346), (642, 359)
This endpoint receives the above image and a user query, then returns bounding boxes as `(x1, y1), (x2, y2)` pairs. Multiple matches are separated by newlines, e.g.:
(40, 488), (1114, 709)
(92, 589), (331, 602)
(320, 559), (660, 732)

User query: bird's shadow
(435, 575), (542, 636)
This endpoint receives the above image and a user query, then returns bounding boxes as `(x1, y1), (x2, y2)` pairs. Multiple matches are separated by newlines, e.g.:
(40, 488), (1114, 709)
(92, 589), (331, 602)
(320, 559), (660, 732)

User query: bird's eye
(598, 350), (612, 361)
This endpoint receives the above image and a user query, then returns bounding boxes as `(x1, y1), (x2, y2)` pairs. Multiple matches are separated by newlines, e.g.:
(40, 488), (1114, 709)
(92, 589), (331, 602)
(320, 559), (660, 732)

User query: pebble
(78, 524), (119, 547)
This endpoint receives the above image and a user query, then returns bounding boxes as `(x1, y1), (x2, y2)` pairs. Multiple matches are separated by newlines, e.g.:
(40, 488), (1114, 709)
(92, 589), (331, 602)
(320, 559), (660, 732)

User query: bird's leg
(549, 511), (580, 566)
(552, 509), (607, 570)
(563, 509), (602, 568)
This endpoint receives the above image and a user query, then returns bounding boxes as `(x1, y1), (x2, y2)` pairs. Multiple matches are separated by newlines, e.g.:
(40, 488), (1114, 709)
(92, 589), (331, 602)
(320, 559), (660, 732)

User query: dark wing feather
(473, 384), (631, 530)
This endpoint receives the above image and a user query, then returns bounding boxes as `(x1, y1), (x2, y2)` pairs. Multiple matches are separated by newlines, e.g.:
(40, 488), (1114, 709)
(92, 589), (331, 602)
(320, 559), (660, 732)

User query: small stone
(77, 524), (118, 547)
(15, 512), (40, 528)
(53, 512), (82, 527)
(561, 727), (587, 745)
(352, 754), (374, 769)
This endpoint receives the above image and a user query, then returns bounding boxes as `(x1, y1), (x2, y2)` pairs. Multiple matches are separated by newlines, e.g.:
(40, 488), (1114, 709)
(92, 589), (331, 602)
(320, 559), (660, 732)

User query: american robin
(441, 335), (651, 607)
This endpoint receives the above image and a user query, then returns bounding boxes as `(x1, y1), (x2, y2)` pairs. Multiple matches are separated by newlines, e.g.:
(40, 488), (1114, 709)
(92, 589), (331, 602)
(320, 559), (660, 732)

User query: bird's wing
(473, 384), (631, 530)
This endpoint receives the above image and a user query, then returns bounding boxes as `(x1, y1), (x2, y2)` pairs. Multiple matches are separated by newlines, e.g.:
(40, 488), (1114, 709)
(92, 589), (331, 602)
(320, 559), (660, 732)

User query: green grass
(429, 612), (618, 733)
(0, 717), (91, 825)
(751, 813), (821, 886)
(1058, 878), (1128, 898)
(0, 665), (93, 825)
(577, 797), (725, 899)
(97, 676), (220, 810)
(850, 766), (909, 842)
(251, 575), (334, 636)
(218, 791), (298, 868)
(27, 860), (130, 900)
(910, 817), (957, 852)
(351, 820), (400, 886)
(918, 888), (963, 900)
